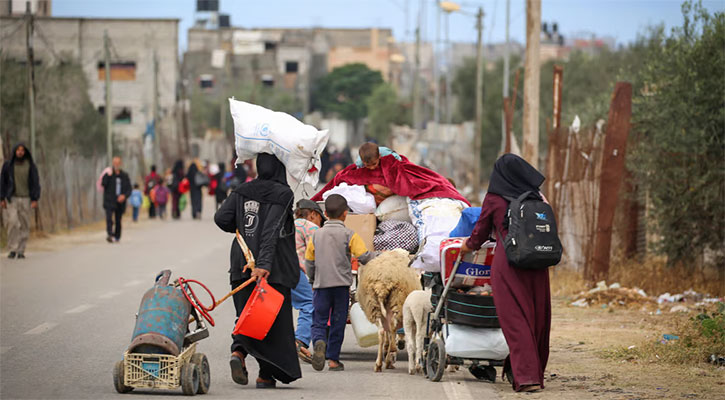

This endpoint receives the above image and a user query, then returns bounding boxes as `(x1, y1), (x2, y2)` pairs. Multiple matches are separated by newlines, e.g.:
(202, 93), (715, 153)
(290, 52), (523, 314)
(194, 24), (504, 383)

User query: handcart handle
(432, 251), (464, 321)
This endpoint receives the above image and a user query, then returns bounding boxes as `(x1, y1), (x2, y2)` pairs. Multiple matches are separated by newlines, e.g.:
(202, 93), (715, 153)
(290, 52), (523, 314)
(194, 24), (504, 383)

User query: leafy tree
(365, 83), (410, 144)
(628, 1), (725, 266)
(312, 63), (384, 141)
(0, 59), (105, 159)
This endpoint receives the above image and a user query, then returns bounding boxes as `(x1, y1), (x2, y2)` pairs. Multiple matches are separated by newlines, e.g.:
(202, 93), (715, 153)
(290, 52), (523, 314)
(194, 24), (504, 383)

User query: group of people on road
(213, 146), (553, 393)
(99, 156), (254, 244)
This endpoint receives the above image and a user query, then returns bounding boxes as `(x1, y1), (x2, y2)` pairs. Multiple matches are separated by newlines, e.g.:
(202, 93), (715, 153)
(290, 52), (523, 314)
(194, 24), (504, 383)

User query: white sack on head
(229, 99), (330, 186)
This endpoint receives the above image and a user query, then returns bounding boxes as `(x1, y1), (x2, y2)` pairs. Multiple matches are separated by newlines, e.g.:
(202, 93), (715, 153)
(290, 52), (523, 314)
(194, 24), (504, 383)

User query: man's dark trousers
(105, 207), (124, 240)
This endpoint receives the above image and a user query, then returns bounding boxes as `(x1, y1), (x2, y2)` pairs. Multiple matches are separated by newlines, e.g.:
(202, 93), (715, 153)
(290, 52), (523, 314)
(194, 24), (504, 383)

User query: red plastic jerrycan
(233, 277), (283, 340)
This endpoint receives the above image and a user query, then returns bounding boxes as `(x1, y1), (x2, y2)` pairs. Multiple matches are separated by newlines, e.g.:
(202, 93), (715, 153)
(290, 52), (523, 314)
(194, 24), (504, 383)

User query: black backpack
(502, 191), (562, 269)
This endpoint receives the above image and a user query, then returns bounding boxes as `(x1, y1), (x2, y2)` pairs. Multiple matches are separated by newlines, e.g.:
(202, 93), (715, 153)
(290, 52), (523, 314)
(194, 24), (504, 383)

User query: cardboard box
(344, 213), (377, 252)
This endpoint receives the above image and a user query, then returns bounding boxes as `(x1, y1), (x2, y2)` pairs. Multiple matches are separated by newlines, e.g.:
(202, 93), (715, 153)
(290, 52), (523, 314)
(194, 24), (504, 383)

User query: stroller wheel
(426, 338), (446, 382)
(469, 365), (496, 382)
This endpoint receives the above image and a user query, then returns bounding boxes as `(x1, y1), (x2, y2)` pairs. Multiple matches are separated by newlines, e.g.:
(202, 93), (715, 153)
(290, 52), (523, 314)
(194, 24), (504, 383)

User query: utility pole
(473, 7), (484, 197)
(25, 2), (36, 156)
(412, 0), (423, 134)
(444, 11), (451, 125)
(522, 0), (541, 168)
(104, 30), (112, 163)
(153, 50), (161, 169)
(501, 0), (510, 154)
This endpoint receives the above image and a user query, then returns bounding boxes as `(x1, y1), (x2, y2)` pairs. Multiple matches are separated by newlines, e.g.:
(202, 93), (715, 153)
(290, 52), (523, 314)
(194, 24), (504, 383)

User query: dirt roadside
(479, 298), (725, 399)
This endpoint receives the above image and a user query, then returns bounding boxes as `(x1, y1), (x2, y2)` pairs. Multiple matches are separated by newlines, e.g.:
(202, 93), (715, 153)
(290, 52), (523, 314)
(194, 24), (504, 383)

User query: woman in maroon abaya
(461, 154), (551, 393)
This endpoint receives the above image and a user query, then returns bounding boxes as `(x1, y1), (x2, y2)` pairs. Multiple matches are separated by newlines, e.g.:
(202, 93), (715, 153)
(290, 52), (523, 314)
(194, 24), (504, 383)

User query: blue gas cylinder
(128, 271), (191, 355)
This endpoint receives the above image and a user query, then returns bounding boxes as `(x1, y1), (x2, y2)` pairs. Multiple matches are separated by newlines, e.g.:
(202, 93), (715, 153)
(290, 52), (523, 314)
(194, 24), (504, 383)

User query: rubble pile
(569, 281), (723, 313)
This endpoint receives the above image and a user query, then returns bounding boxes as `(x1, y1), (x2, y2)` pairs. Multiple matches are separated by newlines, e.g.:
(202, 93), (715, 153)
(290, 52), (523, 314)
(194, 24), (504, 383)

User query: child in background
(129, 184), (143, 222)
(154, 182), (170, 220)
(305, 194), (375, 372)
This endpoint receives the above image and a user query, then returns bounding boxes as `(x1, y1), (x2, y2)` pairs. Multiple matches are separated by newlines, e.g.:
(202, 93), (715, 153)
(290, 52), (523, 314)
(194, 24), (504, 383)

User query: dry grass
(609, 257), (724, 297)
(549, 267), (588, 297)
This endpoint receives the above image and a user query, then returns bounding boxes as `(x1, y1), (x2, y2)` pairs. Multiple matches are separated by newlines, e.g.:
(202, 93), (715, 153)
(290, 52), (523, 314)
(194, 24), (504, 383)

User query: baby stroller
(422, 239), (509, 382)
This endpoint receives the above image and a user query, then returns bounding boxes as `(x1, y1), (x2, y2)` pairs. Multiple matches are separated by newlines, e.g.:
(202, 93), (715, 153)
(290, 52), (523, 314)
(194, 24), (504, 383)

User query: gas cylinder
(128, 270), (191, 355)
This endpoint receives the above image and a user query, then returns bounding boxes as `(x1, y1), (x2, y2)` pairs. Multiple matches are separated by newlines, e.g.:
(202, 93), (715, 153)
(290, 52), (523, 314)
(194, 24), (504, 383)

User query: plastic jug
(350, 302), (379, 347)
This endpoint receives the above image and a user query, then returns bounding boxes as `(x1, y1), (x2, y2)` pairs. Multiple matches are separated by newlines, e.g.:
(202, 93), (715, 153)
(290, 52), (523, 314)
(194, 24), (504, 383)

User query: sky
(52, 0), (725, 51)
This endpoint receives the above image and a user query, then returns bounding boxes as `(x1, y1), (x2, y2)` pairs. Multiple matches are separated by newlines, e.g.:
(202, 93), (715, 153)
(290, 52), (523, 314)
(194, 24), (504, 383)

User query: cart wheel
(113, 360), (133, 393)
(426, 338), (446, 382)
(191, 353), (211, 394)
(180, 362), (200, 396)
(469, 365), (496, 382)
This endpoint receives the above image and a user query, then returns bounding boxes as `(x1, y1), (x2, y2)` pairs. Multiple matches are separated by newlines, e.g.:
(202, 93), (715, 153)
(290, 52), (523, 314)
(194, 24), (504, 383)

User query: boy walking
(305, 194), (374, 371)
(129, 184), (143, 222)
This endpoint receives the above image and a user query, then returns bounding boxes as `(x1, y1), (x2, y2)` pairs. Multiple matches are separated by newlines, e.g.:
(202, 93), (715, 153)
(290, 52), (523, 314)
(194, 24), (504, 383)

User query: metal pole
(104, 30), (112, 163)
(501, 0), (510, 154)
(434, 2), (440, 131)
(444, 11), (451, 125)
(473, 7), (484, 198)
(26, 2), (36, 156)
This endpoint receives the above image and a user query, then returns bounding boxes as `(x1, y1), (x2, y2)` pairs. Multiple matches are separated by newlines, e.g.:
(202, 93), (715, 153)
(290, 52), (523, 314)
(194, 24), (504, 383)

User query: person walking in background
(214, 153), (302, 388)
(461, 154), (552, 393)
(129, 184), (143, 222)
(0, 143), (40, 259)
(102, 156), (131, 243)
(154, 182), (170, 220)
(144, 165), (161, 219)
(187, 160), (207, 220)
(292, 199), (326, 363)
(214, 163), (228, 210)
(170, 160), (185, 220)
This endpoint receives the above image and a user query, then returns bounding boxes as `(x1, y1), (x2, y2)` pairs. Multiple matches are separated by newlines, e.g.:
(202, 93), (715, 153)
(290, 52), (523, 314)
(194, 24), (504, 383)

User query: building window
(98, 61), (136, 81)
(261, 74), (274, 87)
(264, 42), (277, 51)
(199, 74), (214, 89)
(98, 106), (132, 124)
(285, 61), (299, 73)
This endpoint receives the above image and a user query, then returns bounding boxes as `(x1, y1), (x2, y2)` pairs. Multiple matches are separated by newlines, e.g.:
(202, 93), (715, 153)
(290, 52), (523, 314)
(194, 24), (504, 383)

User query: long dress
(466, 192), (551, 390)
(187, 163), (203, 219)
(214, 153), (301, 384)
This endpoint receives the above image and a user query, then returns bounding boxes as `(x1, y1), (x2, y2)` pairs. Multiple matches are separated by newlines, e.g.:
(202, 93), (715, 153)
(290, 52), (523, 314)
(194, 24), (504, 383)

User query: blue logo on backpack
(535, 212), (547, 221)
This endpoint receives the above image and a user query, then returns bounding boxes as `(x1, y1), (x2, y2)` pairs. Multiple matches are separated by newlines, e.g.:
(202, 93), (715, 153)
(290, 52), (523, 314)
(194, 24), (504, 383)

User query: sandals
(230, 353), (248, 385)
(256, 377), (277, 389)
(328, 361), (345, 371)
(519, 384), (542, 393)
(296, 339), (312, 364)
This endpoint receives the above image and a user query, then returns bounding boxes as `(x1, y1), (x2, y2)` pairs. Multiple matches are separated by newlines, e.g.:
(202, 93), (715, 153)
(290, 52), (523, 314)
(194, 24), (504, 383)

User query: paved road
(1, 200), (499, 399)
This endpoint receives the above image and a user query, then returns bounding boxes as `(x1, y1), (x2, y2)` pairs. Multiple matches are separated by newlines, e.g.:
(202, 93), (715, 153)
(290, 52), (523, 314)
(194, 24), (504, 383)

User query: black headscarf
(172, 160), (185, 178)
(235, 153), (292, 206)
(12, 142), (32, 163)
(487, 154), (545, 199)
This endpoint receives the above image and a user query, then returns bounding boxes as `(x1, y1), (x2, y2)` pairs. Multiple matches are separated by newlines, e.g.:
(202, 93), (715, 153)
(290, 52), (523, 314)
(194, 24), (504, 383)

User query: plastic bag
(229, 99), (330, 186)
(410, 215), (462, 272)
(179, 193), (188, 212)
(445, 325), (509, 360)
(322, 183), (376, 214)
(375, 195), (411, 222)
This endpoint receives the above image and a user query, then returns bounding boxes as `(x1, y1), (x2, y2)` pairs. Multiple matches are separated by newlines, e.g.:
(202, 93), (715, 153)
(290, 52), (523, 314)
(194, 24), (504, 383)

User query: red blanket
(312, 155), (470, 205)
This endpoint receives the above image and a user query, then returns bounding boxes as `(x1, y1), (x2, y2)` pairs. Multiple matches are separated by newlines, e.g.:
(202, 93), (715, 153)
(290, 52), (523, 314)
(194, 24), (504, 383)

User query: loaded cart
(113, 270), (215, 396)
(422, 240), (510, 382)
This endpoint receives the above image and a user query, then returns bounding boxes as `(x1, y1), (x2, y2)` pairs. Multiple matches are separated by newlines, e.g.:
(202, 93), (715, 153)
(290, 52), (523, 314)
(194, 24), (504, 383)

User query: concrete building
(183, 26), (396, 115)
(0, 16), (179, 160)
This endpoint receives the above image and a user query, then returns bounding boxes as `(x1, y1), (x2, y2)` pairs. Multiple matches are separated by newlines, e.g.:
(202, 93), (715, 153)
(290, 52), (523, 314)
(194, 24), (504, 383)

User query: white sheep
(403, 289), (432, 375)
(357, 248), (422, 372)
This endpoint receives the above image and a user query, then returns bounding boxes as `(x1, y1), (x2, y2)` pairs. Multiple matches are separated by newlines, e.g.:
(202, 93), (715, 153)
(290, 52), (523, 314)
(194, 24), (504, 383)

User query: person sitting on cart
(305, 194), (375, 372)
(214, 153), (302, 389)
(461, 154), (551, 393)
